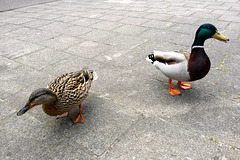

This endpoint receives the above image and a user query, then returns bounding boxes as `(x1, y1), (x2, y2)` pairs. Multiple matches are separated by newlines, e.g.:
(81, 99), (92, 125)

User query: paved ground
(0, 0), (56, 12)
(0, 0), (240, 159)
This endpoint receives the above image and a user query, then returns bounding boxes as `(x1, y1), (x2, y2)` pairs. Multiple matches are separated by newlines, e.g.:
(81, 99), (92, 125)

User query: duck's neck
(39, 90), (59, 116)
(191, 35), (207, 53)
(192, 33), (208, 48)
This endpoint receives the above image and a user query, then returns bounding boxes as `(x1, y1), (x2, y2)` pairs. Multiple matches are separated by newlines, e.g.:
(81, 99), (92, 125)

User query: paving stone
(15, 48), (71, 70)
(38, 21), (73, 33)
(227, 22), (240, 32)
(65, 41), (112, 58)
(142, 20), (174, 30)
(0, 65), (48, 99)
(125, 11), (151, 18)
(167, 16), (200, 25)
(63, 11), (87, 17)
(79, 29), (117, 42)
(166, 7), (193, 17)
(0, 24), (22, 35)
(40, 35), (83, 50)
(112, 24), (148, 36)
(102, 117), (240, 159)
(104, 10), (130, 16)
(60, 25), (93, 37)
(119, 17), (149, 25)
(144, 13), (173, 21)
(37, 13), (63, 20)
(0, 38), (45, 59)
(98, 14), (125, 22)
(192, 12), (222, 19)
(212, 9), (240, 16)
(70, 18), (101, 27)
(0, 55), (21, 72)
(4, 27), (60, 43)
(219, 14), (240, 22)
(91, 20), (124, 31)
(22, 19), (52, 28)
(103, 34), (148, 52)
(80, 12), (104, 19)
(169, 23), (199, 35)
(53, 15), (80, 23)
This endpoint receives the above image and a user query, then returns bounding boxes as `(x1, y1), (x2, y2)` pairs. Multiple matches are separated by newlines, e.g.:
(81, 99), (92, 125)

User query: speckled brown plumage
(17, 68), (94, 122)
(44, 68), (93, 116)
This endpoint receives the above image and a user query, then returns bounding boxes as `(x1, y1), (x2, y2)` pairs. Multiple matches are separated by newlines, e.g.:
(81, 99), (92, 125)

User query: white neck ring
(192, 46), (204, 49)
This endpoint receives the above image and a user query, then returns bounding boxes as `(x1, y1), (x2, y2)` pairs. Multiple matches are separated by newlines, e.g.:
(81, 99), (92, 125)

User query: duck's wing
(47, 68), (94, 99)
(147, 51), (190, 65)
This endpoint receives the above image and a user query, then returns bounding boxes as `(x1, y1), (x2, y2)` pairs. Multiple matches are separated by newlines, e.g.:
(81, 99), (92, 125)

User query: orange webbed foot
(71, 104), (84, 123)
(177, 81), (191, 90)
(169, 88), (181, 95)
(57, 112), (69, 119)
(168, 79), (181, 96)
(72, 113), (84, 123)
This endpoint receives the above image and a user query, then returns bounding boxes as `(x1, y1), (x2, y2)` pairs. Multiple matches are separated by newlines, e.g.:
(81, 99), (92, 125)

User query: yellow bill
(212, 30), (229, 42)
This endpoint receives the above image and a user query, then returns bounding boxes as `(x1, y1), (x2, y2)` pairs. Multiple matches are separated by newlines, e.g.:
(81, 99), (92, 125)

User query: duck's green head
(192, 23), (229, 46)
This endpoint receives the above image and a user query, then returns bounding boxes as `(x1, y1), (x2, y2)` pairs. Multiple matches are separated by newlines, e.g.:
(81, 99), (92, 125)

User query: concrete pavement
(0, 0), (240, 159)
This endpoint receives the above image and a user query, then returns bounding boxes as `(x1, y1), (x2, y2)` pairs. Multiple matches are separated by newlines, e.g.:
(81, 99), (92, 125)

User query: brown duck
(17, 68), (94, 123)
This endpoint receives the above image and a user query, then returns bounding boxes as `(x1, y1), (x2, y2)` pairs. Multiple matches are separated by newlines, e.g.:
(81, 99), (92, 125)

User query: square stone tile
(38, 22), (73, 33)
(144, 13), (173, 21)
(113, 24), (148, 36)
(4, 27), (60, 43)
(0, 65), (47, 99)
(0, 24), (22, 35)
(53, 15), (80, 23)
(79, 29), (117, 42)
(23, 19), (52, 28)
(102, 116), (240, 159)
(64, 11), (87, 17)
(103, 34), (148, 52)
(119, 17), (149, 25)
(125, 11), (151, 18)
(80, 12), (104, 19)
(212, 10), (239, 16)
(219, 14), (240, 22)
(91, 21), (124, 31)
(167, 16), (200, 25)
(15, 48), (71, 70)
(36, 13), (63, 20)
(60, 25), (93, 37)
(40, 35), (83, 50)
(65, 41), (112, 58)
(0, 56), (21, 71)
(0, 100), (17, 119)
(169, 23), (199, 35)
(142, 20), (174, 30)
(104, 10), (130, 16)
(0, 38), (45, 59)
(192, 12), (221, 19)
(70, 18), (101, 27)
(98, 14), (125, 22)
(6, 17), (35, 25)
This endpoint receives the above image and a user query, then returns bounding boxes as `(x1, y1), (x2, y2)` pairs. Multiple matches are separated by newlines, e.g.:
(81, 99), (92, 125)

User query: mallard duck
(17, 68), (95, 123)
(146, 24), (229, 95)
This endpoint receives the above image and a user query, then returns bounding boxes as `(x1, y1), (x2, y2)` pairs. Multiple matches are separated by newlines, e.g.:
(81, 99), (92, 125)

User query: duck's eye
(149, 54), (154, 59)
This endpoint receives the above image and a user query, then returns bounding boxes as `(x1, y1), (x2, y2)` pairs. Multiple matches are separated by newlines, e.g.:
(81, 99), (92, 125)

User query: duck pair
(17, 24), (229, 123)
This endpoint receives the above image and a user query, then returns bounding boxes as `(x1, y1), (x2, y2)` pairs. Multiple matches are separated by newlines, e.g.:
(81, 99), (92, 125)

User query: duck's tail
(81, 68), (98, 83)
